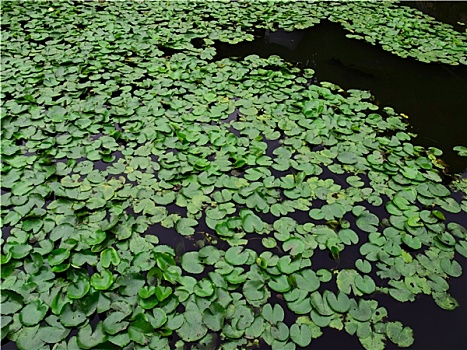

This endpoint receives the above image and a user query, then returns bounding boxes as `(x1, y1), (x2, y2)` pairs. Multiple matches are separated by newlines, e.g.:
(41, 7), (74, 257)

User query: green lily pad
(77, 322), (108, 349)
(337, 151), (358, 164)
(176, 217), (198, 236)
(440, 258), (462, 277)
(37, 326), (70, 344)
(268, 274), (292, 293)
(103, 312), (129, 335)
(290, 323), (312, 347)
(294, 269), (320, 292)
(60, 304), (86, 327)
(179, 311), (208, 342)
(355, 259), (372, 273)
(100, 247), (121, 268)
(19, 300), (48, 326)
(262, 304), (285, 325)
(354, 275), (376, 295)
(277, 256), (302, 274)
(16, 325), (45, 350)
(151, 309), (168, 329)
(386, 321), (414, 348)
(90, 270), (114, 290)
(194, 279), (215, 297)
(240, 209), (264, 233)
(326, 291), (351, 313)
(181, 251), (204, 274)
(225, 246), (251, 266)
(349, 299), (372, 322)
(356, 211), (379, 233)
(203, 303), (225, 332)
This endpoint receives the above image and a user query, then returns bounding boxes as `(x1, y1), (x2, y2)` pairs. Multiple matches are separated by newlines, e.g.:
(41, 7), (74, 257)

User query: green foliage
(1, 1), (466, 349)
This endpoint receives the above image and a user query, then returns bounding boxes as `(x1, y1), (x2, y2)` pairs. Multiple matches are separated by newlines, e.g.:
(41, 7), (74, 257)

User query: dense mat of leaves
(1, 1), (466, 349)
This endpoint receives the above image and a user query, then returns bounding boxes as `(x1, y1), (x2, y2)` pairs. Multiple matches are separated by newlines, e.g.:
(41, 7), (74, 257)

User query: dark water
(3, 5), (467, 350)
(302, 213), (467, 350)
(213, 16), (467, 350)
(403, 1), (467, 32)
(215, 20), (467, 175)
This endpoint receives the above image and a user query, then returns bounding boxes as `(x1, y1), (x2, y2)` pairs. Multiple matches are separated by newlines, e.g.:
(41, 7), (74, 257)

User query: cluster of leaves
(323, 1), (467, 65)
(2, 0), (465, 67)
(1, 1), (466, 350)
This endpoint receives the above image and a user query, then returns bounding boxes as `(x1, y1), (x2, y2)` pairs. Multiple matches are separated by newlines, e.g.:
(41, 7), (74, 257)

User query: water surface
(216, 19), (467, 174)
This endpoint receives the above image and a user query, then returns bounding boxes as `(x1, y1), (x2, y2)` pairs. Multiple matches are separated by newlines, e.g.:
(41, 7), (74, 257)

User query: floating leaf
(310, 309), (331, 327)
(100, 247), (120, 268)
(262, 237), (277, 249)
(245, 316), (265, 338)
(430, 210), (445, 221)
(194, 279), (215, 298)
(268, 274), (291, 293)
(336, 269), (358, 294)
(60, 304), (86, 327)
(262, 304), (285, 325)
(19, 300), (48, 326)
(386, 321), (414, 348)
(359, 332), (386, 350)
(440, 258), (462, 277)
(326, 291), (351, 313)
(37, 326), (70, 344)
(290, 323), (312, 347)
(295, 269), (320, 292)
(203, 303), (225, 332)
(77, 322), (108, 349)
(349, 299), (372, 322)
(455, 241), (467, 258)
(90, 270), (114, 290)
(355, 259), (372, 273)
(283, 238), (305, 256)
(277, 256), (302, 274)
(354, 275), (376, 295)
(181, 251), (204, 274)
(48, 248), (70, 266)
(151, 309), (168, 329)
(338, 229), (359, 245)
(337, 151), (358, 164)
(240, 209), (264, 233)
(356, 212), (379, 233)
(453, 145), (467, 157)
(432, 292), (459, 310)
(401, 233), (422, 250)
(310, 291), (333, 316)
(16, 325), (45, 350)
(176, 218), (198, 236)
(225, 246), (250, 266)
(103, 312), (129, 335)
(179, 311), (208, 342)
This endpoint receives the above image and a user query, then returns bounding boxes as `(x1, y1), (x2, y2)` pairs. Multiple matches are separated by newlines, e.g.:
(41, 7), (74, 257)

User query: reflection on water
(216, 20), (467, 174)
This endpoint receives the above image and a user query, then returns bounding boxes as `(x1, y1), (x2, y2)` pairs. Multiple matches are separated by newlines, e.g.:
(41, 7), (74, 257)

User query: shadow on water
(215, 19), (467, 174)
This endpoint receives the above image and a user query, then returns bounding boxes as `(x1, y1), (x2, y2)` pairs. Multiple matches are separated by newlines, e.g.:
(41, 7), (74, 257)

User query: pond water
(215, 19), (467, 175)
(403, 1), (467, 32)
(213, 17), (467, 350)
(2, 3), (466, 350)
